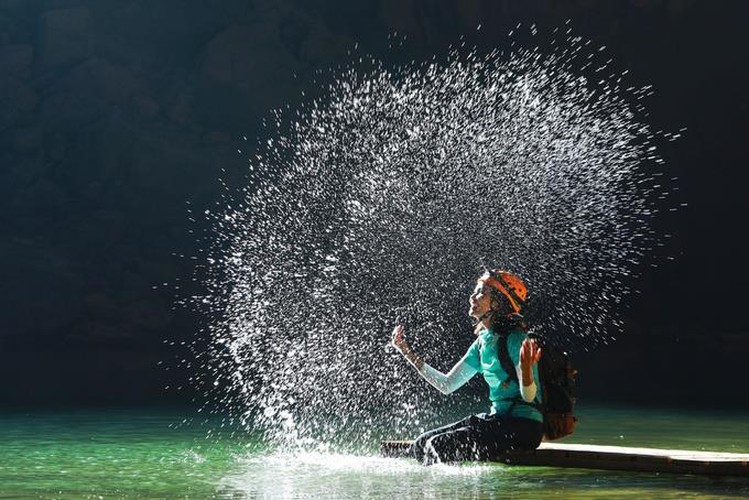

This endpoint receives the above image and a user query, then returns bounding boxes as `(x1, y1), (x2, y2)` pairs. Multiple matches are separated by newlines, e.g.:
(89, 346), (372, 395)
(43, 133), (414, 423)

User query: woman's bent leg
(480, 417), (543, 460)
(411, 415), (480, 463)
(423, 427), (479, 464)
(423, 415), (543, 464)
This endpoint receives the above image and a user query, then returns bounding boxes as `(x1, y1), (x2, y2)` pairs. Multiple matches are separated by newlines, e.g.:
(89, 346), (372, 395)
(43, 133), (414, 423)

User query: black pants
(411, 413), (543, 465)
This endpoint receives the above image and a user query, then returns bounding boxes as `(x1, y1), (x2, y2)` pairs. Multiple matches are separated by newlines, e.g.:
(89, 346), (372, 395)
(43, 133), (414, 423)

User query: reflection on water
(0, 407), (748, 499)
(217, 450), (749, 500)
(220, 452), (499, 499)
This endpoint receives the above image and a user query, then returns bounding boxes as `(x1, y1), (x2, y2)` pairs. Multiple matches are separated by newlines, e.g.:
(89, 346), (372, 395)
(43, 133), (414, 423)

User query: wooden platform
(381, 440), (749, 477)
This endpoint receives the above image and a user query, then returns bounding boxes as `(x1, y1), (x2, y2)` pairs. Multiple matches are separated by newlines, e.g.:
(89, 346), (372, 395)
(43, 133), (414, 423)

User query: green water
(1, 406), (748, 499)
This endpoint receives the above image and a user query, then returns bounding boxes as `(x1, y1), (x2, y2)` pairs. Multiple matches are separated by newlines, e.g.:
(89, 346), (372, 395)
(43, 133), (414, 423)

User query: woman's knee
(412, 429), (440, 460)
(413, 429), (435, 451)
(425, 430), (478, 463)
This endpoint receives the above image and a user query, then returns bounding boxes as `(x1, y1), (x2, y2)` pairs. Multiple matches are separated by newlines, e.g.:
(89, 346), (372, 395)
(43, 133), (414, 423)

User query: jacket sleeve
(418, 358), (478, 395)
(416, 341), (480, 395)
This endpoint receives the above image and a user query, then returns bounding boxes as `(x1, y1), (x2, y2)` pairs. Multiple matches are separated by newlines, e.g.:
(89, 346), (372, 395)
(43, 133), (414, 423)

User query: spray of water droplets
(190, 32), (678, 451)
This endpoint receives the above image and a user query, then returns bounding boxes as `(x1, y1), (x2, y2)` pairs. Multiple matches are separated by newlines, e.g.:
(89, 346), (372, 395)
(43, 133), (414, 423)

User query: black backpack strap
(498, 333), (544, 415)
(494, 314), (527, 386)
(497, 333), (518, 386)
(497, 334), (525, 415)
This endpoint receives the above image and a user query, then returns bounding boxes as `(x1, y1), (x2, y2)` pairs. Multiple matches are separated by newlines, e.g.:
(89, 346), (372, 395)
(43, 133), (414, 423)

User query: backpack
(497, 331), (578, 441)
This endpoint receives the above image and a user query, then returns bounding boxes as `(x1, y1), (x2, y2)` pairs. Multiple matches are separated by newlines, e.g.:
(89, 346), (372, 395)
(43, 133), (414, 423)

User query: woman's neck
(477, 311), (519, 335)
(473, 311), (496, 335)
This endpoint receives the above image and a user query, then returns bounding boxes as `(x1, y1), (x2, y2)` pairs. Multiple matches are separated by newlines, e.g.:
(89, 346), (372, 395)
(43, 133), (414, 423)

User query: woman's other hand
(520, 337), (542, 373)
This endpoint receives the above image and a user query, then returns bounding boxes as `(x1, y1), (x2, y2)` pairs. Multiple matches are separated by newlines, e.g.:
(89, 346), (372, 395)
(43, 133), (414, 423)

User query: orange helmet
(477, 269), (528, 314)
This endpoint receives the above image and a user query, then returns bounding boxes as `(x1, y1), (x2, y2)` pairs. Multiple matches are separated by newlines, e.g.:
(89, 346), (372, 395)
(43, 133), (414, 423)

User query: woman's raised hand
(392, 324), (424, 369)
(520, 337), (542, 371)
(391, 324), (408, 353)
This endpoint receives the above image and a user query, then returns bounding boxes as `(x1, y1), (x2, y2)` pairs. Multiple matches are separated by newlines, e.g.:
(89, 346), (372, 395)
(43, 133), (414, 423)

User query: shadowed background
(1, 0), (747, 410)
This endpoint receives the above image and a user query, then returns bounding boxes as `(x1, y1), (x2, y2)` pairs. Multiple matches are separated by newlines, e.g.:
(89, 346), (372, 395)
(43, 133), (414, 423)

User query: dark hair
(473, 291), (517, 335)
(488, 289), (513, 317)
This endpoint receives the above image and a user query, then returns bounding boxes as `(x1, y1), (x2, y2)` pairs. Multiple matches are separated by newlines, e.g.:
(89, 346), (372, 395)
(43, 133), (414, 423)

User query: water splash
(189, 30), (677, 450)
(218, 452), (497, 499)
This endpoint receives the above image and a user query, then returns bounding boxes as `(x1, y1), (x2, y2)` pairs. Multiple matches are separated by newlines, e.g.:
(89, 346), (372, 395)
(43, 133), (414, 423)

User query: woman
(392, 269), (543, 465)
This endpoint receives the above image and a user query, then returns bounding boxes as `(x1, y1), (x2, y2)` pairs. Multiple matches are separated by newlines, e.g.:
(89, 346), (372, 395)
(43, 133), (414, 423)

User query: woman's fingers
(520, 340), (530, 364)
(521, 338), (541, 366)
(392, 324), (406, 349)
(522, 338), (533, 354)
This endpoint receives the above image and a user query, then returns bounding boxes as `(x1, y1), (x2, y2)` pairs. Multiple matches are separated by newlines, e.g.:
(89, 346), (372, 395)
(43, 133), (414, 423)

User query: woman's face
(468, 281), (495, 319)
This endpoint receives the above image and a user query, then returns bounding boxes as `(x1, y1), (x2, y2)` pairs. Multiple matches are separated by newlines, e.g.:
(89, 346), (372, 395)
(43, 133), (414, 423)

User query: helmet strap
(472, 296), (502, 327)
(476, 309), (494, 324)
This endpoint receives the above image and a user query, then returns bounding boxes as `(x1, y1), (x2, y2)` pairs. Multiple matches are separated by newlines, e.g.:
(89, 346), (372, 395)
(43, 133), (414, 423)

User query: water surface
(1, 406), (748, 498)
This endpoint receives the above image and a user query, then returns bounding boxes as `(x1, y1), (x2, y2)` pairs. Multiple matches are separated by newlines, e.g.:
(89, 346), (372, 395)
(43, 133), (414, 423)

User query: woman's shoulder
(508, 328), (528, 338)
(506, 329), (528, 348)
